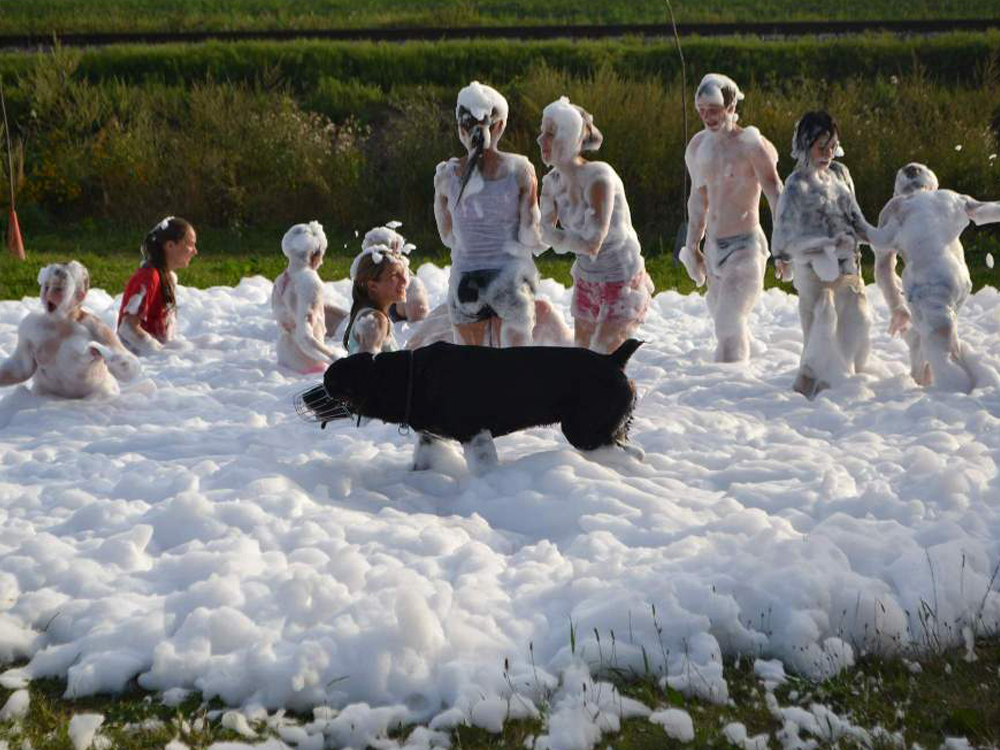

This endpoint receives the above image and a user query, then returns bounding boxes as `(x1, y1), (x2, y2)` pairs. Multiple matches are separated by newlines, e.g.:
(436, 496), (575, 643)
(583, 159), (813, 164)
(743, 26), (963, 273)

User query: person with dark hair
(433, 81), (544, 348)
(681, 73), (783, 363)
(1, 261), (140, 398)
(537, 96), (653, 353)
(117, 216), (197, 355)
(342, 240), (410, 355)
(772, 111), (879, 398)
(870, 162), (1000, 392)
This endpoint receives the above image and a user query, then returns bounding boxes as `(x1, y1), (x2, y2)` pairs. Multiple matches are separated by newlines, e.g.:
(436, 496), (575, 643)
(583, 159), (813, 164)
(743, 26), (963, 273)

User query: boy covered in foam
(681, 73), (783, 362)
(871, 163), (1000, 392)
(537, 96), (654, 353)
(433, 81), (545, 347)
(1, 261), (140, 398)
(772, 111), (879, 398)
(271, 221), (339, 373)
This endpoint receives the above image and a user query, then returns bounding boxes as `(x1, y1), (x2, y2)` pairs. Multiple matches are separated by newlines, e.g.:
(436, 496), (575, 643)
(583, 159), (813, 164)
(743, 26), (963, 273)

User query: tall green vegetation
(1, 44), (998, 259)
(3, 0), (999, 35)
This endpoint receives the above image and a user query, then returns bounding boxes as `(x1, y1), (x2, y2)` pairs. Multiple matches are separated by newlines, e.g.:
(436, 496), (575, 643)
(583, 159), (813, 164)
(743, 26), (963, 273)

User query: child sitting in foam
(343, 236), (411, 355)
(118, 216), (198, 355)
(1, 261), (140, 398)
(271, 221), (340, 373)
(871, 163), (1000, 392)
(537, 96), (654, 353)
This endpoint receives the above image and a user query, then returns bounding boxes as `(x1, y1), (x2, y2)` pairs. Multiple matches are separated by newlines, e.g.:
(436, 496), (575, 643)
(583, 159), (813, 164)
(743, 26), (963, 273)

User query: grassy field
(2, 0), (1000, 35)
(1, 221), (998, 303)
(0, 633), (997, 749)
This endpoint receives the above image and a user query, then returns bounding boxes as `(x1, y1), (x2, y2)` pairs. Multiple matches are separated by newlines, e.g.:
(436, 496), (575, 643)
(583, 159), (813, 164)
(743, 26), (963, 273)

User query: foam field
(2, 265), (999, 748)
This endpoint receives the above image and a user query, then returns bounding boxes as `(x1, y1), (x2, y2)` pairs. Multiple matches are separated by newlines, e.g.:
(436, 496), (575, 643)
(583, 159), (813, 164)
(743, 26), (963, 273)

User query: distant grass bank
(0, 634), (997, 749)
(2, 0), (1000, 35)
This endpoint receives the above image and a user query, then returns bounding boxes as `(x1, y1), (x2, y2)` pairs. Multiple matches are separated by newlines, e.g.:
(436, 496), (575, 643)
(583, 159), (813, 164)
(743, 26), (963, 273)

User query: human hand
(888, 307), (911, 337)
(775, 259), (794, 282)
(678, 245), (707, 287)
(833, 232), (855, 254)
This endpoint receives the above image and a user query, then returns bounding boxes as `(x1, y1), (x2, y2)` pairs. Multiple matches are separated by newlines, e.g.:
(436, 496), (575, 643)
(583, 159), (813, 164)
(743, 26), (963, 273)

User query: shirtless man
(872, 162), (1000, 392)
(271, 221), (340, 373)
(680, 73), (783, 362)
(0, 261), (140, 398)
(433, 81), (545, 347)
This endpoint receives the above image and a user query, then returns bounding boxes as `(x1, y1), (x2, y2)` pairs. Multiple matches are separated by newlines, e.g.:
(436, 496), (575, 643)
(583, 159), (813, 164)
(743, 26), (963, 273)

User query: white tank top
(450, 171), (521, 274)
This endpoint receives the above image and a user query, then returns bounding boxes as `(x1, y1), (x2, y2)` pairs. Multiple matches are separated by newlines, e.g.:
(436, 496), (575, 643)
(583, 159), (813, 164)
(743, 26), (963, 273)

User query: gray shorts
(447, 259), (538, 328)
(705, 228), (768, 277)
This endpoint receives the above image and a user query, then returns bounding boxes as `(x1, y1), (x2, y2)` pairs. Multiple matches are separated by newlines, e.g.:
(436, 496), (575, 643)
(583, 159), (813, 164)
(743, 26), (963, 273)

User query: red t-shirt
(118, 266), (172, 341)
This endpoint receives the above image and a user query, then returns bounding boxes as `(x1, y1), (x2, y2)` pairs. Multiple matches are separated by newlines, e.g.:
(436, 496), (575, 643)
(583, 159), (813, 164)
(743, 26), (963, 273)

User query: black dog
(300, 339), (643, 469)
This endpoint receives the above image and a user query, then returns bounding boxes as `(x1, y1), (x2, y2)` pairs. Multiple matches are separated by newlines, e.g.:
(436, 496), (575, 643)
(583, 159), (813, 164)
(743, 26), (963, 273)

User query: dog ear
(323, 352), (375, 399)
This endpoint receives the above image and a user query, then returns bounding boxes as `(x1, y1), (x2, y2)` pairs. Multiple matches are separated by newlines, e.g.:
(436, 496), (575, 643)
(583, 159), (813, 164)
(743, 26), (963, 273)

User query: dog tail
(608, 338), (643, 369)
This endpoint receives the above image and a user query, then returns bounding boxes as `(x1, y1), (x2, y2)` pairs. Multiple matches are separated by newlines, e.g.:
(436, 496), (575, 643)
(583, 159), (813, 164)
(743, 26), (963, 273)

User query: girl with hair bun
(537, 96), (653, 353)
(117, 216), (197, 355)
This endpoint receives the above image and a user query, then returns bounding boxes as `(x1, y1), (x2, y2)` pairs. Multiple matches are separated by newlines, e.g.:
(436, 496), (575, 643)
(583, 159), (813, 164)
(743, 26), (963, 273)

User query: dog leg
(412, 432), (442, 471)
(463, 430), (499, 474)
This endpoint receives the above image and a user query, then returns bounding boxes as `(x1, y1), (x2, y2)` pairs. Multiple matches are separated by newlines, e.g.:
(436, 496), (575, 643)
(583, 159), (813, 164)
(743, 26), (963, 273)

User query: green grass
(2, 0), (999, 35)
(1, 634), (997, 749)
(3, 222), (998, 302)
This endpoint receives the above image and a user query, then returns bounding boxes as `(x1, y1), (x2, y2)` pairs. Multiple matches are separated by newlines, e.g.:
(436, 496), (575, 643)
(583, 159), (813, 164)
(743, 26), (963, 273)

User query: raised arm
(433, 160), (457, 250)
(965, 197), (1000, 226)
(0, 321), (37, 387)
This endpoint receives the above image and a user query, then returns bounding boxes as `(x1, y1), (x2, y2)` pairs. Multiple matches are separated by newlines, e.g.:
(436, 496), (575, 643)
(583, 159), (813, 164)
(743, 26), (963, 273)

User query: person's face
(537, 116), (558, 165)
(459, 116), (503, 154)
(309, 248), (325, 270)
(165, 227), (198, 271)
(697, 101), (733, 132)
(368, 259), (409, 308)
(810, 132), (839, 170)
(42, 279), (70, 315)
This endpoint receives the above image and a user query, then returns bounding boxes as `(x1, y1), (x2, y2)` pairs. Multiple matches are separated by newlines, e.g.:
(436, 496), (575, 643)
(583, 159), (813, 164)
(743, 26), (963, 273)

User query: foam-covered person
(680, 74), (783, 362)
(342, 241), (410, 355)
(870, 163), (1000, 392)
(271, 221), (340, 373)
(405, 298), (573, 350)
(1, 261), (140, 397)
(117, 216), (197, 355)
(772, 111), (881, 398)
(433, 81), (544, 347)
(536, 96), (654, 353)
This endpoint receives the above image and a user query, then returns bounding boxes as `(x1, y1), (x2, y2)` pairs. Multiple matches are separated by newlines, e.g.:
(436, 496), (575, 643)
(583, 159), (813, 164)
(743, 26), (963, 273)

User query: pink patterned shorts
(571, 271), (654, 325)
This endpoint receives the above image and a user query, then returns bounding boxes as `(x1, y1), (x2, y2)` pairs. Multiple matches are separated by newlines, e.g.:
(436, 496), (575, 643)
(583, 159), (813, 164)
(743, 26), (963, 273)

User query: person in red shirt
(117, 217), (198, 354)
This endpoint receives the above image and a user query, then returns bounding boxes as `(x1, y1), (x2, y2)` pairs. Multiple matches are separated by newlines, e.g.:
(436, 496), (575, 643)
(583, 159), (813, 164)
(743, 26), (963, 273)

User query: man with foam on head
(772, 111), (880, 399)
(271, 221), (340, 373)
(0, 261), (140, 398)
(681, 73), (783, 362)
(870, 162), (1000, 392)
(433, 81), (545, 347)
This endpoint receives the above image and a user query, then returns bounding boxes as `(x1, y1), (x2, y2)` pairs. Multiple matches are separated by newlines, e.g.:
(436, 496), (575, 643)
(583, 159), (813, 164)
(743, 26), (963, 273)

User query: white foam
(2, 270), (1000, 748)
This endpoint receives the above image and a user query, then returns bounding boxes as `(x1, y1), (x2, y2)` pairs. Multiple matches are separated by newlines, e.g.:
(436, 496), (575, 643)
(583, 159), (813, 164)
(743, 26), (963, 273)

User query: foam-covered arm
(751, 135), (783, 218)
(538, 173), (565, 254)
(89, 320), (142, 381)
(433, 160), (457, 250)
(351, 310), (389, 355)
(517, 159), (546, 255)
(118, 315), (163, 355)
(0, 327), (36, 387)
(966, 198), (1000, 226)
(295, 293), (336, 364)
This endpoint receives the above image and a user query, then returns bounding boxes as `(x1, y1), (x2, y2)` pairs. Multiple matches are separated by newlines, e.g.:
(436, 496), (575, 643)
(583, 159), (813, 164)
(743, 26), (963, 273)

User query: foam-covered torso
(23, 313), (122, 397)
(687, 126), (770, 239)
(543, 164), (642, 283)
